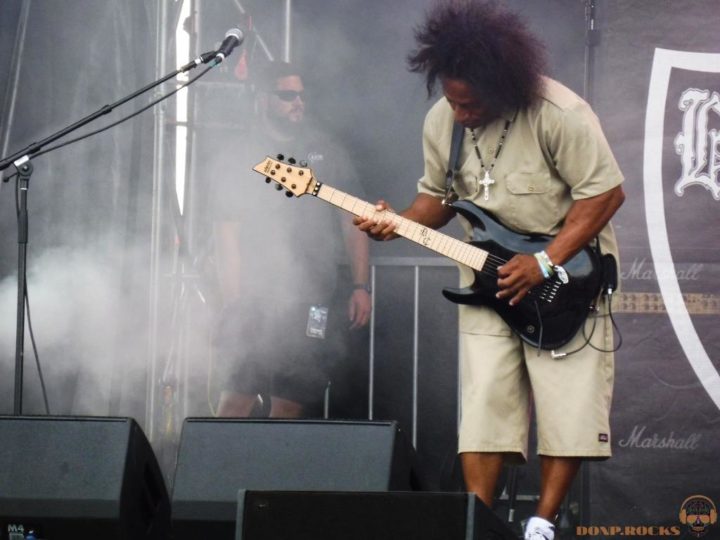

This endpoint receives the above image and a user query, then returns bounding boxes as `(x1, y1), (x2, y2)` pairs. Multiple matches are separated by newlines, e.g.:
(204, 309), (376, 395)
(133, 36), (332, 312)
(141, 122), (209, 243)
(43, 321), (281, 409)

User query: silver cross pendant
(479, 170), (495, 201)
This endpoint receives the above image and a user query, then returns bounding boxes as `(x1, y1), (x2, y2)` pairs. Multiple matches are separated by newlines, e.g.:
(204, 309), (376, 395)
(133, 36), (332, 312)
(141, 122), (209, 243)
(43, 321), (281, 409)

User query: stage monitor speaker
(0, 416), (171, 540)
(236, 491), (517, 540)
(171, 418), (414, 539)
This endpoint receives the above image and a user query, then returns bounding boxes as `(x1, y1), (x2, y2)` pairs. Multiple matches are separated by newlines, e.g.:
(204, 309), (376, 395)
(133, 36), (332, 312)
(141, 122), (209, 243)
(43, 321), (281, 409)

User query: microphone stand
(0, 51), (218, 415)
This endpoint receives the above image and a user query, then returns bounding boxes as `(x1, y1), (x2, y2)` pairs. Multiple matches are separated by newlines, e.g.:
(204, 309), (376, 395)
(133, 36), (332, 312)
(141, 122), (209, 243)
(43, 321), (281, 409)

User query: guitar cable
(587, 256), (623, 353)
(590, 295), (623, 354)
(532, 299), (544, 356)
(550, 254), (623, 358)
(549, 302), (599, 359)
(588, 253), (623, 353)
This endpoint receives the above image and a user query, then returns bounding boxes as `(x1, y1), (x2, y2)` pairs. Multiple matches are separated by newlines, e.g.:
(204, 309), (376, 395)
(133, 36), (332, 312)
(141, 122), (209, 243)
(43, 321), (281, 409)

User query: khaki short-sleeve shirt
(417, 77), (624, 334)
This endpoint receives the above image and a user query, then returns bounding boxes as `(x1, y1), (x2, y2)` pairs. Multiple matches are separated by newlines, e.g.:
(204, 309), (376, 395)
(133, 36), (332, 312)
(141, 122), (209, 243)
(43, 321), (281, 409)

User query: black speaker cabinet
(171, 419), (414, 538)
(236, 491), (516, 540)
(0, 416), (170, 540)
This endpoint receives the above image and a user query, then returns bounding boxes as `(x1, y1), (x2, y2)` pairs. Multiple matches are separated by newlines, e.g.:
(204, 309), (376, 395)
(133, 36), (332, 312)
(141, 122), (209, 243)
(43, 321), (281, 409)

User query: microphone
(178, 27), (244, 71)
(179, 50), (220, 72)
(215, 27), (245, 62)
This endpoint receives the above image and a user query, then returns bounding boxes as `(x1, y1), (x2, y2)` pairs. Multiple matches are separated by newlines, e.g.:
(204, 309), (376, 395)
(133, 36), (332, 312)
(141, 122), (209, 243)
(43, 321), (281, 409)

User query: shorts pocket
(458, 304), (513, 336)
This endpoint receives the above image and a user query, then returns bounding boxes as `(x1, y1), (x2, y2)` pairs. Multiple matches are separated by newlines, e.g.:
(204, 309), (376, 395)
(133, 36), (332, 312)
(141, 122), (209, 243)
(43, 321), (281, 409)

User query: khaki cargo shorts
(457, 303), (615, 462)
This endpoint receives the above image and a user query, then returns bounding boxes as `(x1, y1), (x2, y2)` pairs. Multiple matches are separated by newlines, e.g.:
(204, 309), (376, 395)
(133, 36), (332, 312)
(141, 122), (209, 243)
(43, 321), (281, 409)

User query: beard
(267, 109), (304, 138)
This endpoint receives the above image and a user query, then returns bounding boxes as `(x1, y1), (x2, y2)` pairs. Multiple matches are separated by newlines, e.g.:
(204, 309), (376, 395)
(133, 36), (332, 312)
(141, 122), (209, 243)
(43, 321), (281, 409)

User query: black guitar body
(442, 200), (603, 350)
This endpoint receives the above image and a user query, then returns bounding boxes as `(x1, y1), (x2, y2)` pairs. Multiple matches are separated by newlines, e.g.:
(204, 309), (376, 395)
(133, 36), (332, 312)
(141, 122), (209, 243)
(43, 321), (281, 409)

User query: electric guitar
(253, 155), (603, 350)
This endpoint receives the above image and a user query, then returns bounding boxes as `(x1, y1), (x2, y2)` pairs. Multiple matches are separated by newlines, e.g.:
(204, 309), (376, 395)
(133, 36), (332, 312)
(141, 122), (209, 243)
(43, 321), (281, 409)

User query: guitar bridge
(537, 278), (562, 303)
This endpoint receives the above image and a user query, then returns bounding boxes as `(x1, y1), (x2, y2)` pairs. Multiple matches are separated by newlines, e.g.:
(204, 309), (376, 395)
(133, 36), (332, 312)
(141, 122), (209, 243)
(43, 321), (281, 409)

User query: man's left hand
(496, 253), (545, 306)
(348, 289), (372, 329)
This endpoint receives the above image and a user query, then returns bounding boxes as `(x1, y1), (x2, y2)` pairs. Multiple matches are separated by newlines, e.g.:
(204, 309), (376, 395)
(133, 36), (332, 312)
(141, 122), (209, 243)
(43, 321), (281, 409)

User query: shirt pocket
(503, 171), (562, 234)
(505, 170), (552, 195)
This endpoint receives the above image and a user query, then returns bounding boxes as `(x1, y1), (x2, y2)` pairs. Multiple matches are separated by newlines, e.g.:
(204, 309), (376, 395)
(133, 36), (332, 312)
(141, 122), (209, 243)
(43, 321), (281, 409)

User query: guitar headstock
(252, 155), (317, 198)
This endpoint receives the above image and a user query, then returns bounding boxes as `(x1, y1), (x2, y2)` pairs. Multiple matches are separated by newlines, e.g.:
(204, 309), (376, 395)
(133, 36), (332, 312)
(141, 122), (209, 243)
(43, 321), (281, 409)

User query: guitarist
(354, 2), (625, 540)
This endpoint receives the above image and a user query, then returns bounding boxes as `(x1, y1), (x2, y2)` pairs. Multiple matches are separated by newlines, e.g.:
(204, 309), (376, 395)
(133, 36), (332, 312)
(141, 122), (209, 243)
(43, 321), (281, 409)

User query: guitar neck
(315, 183), (489, 271)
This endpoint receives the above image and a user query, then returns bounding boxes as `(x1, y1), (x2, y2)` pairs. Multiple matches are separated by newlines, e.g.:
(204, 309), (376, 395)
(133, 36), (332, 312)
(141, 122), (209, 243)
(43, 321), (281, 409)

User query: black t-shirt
(208, 122), (363, 307)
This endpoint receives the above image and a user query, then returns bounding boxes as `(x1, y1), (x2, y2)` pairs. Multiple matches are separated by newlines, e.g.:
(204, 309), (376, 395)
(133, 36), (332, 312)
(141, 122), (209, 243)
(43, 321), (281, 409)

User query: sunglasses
(273, 90), (304, 102)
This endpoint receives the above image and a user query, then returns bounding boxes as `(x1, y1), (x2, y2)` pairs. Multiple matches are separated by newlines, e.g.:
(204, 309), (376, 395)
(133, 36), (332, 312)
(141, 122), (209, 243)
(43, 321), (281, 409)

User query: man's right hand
(352, 200), (399, 241)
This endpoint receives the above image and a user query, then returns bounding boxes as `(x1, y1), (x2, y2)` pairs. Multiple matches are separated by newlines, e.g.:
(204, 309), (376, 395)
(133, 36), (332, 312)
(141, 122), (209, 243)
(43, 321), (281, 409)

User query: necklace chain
(469, 119), (512, 176)
(469, 119), (512, 201)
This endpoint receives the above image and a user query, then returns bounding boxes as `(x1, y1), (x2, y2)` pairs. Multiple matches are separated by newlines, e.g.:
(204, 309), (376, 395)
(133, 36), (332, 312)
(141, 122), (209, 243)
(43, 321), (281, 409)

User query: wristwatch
(353, 283), (372, 294)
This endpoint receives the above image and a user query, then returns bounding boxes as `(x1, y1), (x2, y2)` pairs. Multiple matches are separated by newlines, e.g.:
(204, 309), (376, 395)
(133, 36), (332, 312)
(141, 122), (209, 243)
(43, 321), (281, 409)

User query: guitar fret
(473, 251), (485, 268)
(454, 245), (465, 263)
(448, 241), (460, 261)
(315, 183), (487, 271)
(436, 233), (449, 254)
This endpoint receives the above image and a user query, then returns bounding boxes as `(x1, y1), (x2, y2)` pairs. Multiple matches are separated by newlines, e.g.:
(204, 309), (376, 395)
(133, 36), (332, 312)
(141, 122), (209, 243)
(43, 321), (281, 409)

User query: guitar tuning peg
(285, 191), (293, 198)
(265, 177), (271, 183)
(299, 160), (308, 167)
(276, 153), (285, 161)
(288, 157), (297, 165)
(275, 184), (283, 191)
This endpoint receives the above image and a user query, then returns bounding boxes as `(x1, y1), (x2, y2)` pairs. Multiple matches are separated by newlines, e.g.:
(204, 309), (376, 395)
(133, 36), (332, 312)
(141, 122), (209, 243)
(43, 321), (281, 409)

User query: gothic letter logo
(644, 48), (720, 412)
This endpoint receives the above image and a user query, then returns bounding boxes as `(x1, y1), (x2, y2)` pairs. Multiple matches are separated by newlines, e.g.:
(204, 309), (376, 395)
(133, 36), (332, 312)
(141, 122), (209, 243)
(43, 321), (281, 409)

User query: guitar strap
(442, 122), (465, 205)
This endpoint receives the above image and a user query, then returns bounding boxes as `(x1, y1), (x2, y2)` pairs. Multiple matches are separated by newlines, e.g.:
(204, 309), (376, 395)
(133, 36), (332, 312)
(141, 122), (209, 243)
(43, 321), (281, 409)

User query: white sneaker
(525, 528), (554, 540)
(524, 517), (555, 540)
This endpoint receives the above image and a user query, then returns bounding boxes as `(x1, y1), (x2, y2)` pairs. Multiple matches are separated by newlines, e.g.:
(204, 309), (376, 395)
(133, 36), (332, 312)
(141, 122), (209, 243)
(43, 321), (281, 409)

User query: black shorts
(213, 299), (346, 404)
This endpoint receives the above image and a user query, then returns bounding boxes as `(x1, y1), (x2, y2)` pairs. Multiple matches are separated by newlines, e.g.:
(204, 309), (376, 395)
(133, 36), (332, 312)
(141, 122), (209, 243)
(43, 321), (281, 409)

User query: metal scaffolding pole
(147, 0), (172, 442)
(283, 0), (293, 62)
(0, 0), (31, 159)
